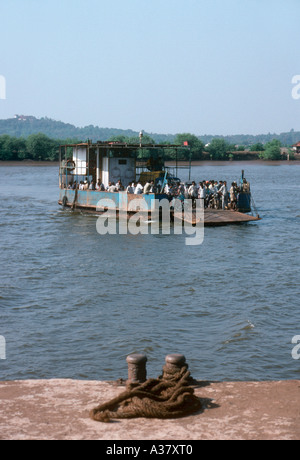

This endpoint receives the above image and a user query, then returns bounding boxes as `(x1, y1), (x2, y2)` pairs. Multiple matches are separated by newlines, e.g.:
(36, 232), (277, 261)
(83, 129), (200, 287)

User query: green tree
(107, 135), (130, 143)
(0, 135), (26, 160)
(107, 134), (156, 160)
(250, 142), (264, 152)
(174, 133), (204, 160)
(129, 134), (156, 145)
(26, 133), (59, 161)
(0, 135), (13, 160)
(259, 139), (282, 160)
(206, 138), (231, 160)
(13, 137), (28, 160)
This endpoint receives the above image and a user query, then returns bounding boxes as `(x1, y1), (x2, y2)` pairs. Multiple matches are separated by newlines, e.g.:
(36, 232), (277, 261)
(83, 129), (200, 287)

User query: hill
(0, 115), (299, 146)
(0, 115), (175, 143)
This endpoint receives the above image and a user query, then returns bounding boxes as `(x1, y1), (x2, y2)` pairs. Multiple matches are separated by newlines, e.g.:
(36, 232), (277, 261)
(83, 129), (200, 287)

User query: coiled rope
(90, 364), (202, 423)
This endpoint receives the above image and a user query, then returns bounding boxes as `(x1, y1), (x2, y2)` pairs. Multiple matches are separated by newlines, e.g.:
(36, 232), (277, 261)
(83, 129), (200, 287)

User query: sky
(0, 0), (300, 136)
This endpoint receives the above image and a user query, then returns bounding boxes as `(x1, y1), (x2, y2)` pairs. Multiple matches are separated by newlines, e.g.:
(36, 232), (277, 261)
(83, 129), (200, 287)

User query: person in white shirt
(198, 182), (206, 198)
(83, 178), (89, 190)
(209, 181), (218, 194)
(143, 181), (151, 194)
(188, 181), (198, 198)
(187, 181), (198, 207)
(187, 181), (196, 199)
(149, 180), (155, 193)
(219, 181), (228, 209)
(107, 182), (117, 192)
(134, 181), (143, 194)
(164, 183), (170, 194)
(198, 182), (206, 208)
(116, 180), (124, 191)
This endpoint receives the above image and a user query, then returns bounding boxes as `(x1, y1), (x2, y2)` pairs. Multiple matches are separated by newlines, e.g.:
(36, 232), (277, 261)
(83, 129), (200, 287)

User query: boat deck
(203, 209), (261, 226)
(59, 197), (261, 226)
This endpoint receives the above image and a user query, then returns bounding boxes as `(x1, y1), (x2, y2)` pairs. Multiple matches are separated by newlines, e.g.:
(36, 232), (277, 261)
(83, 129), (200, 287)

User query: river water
(0, 162), (299, 382)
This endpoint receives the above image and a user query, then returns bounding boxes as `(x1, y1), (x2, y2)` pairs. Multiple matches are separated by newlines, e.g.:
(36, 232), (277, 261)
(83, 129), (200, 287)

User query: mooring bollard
(126, 353), (147, 384)
(164, 353), (186, 375)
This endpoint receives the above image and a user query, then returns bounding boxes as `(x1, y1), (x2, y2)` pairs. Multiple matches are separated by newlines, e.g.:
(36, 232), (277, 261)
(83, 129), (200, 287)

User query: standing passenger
(188, 181), (198, 206)
(116, 180), (124, 191)
(134, 181), (143, 194)
(230, 182), (237, 210)
(126, 182), (134, 194)
(149, 180), (155, 193)
(219, 181), (228, 209)
(96, 180), (105, 191)
(198, 182), (206, 208)
(143, 181), (151, 194)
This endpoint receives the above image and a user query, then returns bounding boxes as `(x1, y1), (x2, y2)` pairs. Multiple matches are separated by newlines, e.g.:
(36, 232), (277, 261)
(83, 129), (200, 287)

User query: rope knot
(90, 362), (201, 423)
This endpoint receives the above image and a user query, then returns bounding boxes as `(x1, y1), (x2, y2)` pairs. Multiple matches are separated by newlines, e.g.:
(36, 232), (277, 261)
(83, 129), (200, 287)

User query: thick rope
(90, 365), (202, 423)
(71, 188), (78, 210)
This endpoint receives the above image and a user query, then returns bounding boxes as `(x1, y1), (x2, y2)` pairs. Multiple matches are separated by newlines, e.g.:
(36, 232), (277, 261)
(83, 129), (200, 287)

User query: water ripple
(0, 164), (299, 382)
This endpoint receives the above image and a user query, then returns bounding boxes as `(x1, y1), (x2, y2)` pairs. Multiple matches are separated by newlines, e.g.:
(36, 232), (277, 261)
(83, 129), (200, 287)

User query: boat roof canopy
(59, 141), (189, 151)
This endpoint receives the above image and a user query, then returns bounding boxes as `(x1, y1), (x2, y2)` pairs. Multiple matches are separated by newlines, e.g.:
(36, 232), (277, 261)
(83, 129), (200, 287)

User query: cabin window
(118, 159), (127, 165)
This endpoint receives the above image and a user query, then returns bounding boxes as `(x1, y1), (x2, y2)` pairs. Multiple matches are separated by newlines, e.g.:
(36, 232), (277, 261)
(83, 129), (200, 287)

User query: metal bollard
(126, 353), (147, 384)
(164, 353), (186, 374)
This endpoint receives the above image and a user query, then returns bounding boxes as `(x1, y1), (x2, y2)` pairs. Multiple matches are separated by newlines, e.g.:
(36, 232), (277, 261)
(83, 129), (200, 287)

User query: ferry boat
(58, 140), (261, 226)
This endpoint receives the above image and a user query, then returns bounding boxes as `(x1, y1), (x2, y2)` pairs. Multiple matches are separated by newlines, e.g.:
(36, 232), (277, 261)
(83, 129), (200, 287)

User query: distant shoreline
(1, 160), (300, 167)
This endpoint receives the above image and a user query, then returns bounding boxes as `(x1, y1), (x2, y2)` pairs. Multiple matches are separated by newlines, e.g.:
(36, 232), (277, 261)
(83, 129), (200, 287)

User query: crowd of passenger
(159, 179), (250, 210)
(65, 177), (250, 211)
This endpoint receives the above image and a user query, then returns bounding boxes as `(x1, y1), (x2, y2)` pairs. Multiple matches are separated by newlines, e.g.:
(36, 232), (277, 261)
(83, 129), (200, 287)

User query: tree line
(0, 132), (292, 162)
(2, 116), (300, 147)
(0, 134), (78, 161)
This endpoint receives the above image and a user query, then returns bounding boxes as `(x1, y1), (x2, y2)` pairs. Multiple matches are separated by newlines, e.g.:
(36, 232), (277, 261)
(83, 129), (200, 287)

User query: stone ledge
(0, 379), (299, 440)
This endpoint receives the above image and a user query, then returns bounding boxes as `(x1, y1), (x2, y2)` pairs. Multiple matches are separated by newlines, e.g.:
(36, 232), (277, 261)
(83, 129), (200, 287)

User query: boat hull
(58, 189), (261, 226)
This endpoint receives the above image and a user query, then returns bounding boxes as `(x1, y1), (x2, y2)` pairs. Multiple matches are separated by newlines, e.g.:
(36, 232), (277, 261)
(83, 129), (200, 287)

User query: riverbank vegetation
(0, 132), (296, 162)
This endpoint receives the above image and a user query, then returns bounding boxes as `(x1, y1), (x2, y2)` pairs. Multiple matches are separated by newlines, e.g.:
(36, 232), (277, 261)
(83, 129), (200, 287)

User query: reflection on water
(0, 163), (299, 382)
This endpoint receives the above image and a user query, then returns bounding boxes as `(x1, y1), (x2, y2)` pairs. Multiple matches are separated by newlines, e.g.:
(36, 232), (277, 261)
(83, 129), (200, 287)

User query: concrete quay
(0, 379), (299, 440)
